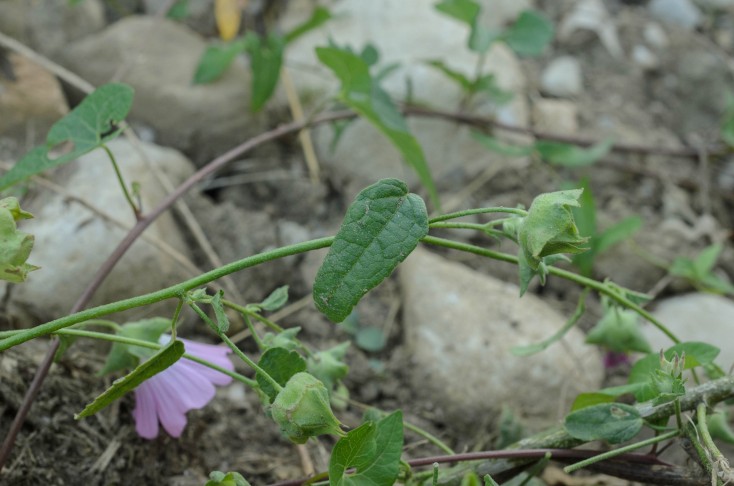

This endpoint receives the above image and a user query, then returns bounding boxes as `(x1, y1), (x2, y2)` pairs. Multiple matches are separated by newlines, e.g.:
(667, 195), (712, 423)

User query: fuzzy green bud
(270, 372), (344, 444)
(586, 300), (651, 354)
(518, 189), (589, 270)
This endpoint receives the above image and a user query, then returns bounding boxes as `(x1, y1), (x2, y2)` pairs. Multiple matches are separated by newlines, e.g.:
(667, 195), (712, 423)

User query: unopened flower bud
(270, 372), (344, 444)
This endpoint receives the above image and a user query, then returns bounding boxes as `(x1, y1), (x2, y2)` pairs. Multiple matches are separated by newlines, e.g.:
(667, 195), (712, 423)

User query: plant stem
(563, 429), (679, 473)
(219, 332), (282, 393)
(243, 313), (266, 351)
(696, 402), (733, 483)
(420, 236), (681, 344)
(102, 143), (140, 219)
(44, 328), (257, 387)
(429, 207), (527, 224)
(0, 237), (334, 352)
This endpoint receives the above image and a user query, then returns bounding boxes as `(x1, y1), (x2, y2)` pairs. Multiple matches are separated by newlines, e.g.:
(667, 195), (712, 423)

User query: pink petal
(180, 358), (233, 386)
(159, 362), (216, 410)
(133, 381), (160, 440)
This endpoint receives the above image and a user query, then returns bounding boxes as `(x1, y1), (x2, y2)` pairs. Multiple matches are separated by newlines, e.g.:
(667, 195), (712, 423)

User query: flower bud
(270, 372), (344, 444)
(518, 189), (588, 270)
(586, 303), (651, 354)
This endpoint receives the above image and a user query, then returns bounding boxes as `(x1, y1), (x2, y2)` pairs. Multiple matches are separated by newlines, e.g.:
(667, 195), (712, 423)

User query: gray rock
(531, 98), (579, 133)
(2, 139), (195, 323)
(541, 56), (583, 98)
(632, 45), (659, 70)
(399, 248), (604, 429)
(58, 16), (264, 166)
(558, 0), (624, 58)
(643, 293), (734, 369)
(0, 53), (69, 141)
(644, 22), (670, 49)
(0, 0), (105, 57)
(649, 0), (702, 30)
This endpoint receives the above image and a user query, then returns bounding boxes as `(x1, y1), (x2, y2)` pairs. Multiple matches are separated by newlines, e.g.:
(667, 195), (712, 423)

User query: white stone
(649, 0), (702, 30)
(643, 293), (734, 370)
(541, 56), (583, 97)
(644, 22), (670, 49)
(558, 0), (624, 58)
(2, 139), (195, 323)
(58, 16), (264, 166)
(531, 98), (579, 133)
(0, 0), (105, 57)
(632, 45), (660, 70)
(399, 248), (604, 429)
(278, 0), (530, 198)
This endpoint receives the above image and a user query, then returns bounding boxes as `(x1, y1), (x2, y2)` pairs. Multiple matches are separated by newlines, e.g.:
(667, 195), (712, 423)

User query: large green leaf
(316, 47), (439, 209)
(313, 179), (428, 323)
(564, 403), (643, 444)
(76, 340), (184, 419)
(329, 411), (403, 485)
(98, 317), (172, 375)
(0, 83), (134, 191)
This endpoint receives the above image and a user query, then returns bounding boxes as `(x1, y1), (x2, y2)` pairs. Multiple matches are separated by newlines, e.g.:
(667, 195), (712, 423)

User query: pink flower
(133, 336), (234, 439)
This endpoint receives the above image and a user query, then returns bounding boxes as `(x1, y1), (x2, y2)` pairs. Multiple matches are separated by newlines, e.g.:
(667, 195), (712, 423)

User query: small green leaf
(572, 383), (647, 411)
(307, 342), (350, 392)
(501, 10), (554, 57)
(205, 471), (252, 486)
(99, 317), (172, 375)
(721, 93), (734, 147)
(355, 326), (387, 352)
(329, 411), (403, 486)
(564, 402), (643, 444)
(435, 0), (479, 26)
(425, 60), (473, 91)
(586, 304), (651, 354)
(262, 327), (301, 351)
(285, 7), (332, 44)
(473, 131), (534, 157)
(313, 179), (428, 323)
(707, 410), (734, 444)
(257, 347), (307, 402)
(211, 290), (230, 333)
(534, 139), (613, 167)
(166, 0), (189, 20)
(245, 33), (285, 112)
(694, 244), (723, 275)
(193, 39), (247, 84)
(595, 216), (642, 254)
(0, 83), (134, 191)
(259, 285), (289, 312)
(316, 47), (439, 209)
(76, 340), (184, 419)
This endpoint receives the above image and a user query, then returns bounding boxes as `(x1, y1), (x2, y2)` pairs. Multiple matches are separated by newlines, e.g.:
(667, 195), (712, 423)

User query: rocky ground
(1, 0), (734, 484)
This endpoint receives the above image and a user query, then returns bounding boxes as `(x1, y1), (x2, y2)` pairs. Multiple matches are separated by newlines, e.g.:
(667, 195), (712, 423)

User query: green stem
(421, 236), (681, 344)
(243, 313), (266, 351)
(44, 327), (257, 387)
(429, 207), (527, 224)
(697, 402), (732, 483)
(218, 332), (282, 393)
(223, 300), (285, 334)
(0, 237), (334, 352)
(102, 143), (140, 218)
(170, 299), (184, 340)
(563, 429), (679, 473)
(404, 421), (455, 456)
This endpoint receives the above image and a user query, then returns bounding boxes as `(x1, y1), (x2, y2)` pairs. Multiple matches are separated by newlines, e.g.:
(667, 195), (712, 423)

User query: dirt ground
(2, 1), (734, 485)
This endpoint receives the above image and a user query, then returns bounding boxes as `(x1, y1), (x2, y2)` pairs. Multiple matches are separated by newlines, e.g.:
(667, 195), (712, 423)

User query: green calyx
(586, 298), (652, 354)
(0, 197), (38, 283)
(518, 189), (589, 270)
(270, 372), (345, 444)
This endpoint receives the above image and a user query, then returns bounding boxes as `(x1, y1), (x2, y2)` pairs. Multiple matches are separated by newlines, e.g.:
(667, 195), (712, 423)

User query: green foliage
(534, 139), (613, 167)
(328, 411), (403, 485)
(262, 327), (301, 351)
(98, 317), (172, 375)
(0, 197), (37, 283)
(211, 290), (230, 333)
(193, 39), (248, 84)
(669, 244), (734, 294)
(257, 285), (289, 312)
(76, 340), (184, 419)
(472, 132), (534, 157)
(435, 1), (553, 56)
(721, 93), (734, 147)
(425, 61), (512, 104)
(707, 409), (734, 444)
(192, 6), (331, 110)
(316, 47), (439, 208)
(500, 11), (554, 57)
(564, 403), (643, 444)
(205, 471), (251, 486)
(571, 181), (642, 276)
(257, 347), (307, 402)
(0, 83), (133, 191)
(585, 297), (651, 354)
(270, 372), (344, 444)
(307, 342), (350, 393)
(313, 179), (428, 322)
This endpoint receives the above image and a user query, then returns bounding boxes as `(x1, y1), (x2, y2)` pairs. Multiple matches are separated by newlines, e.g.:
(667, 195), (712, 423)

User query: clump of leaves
(0, 197), (37, 283)
(668, 244), (734, 295)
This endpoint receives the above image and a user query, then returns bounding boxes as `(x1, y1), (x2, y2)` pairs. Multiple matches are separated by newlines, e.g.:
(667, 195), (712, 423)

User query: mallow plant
(2, 23), (734, 486)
